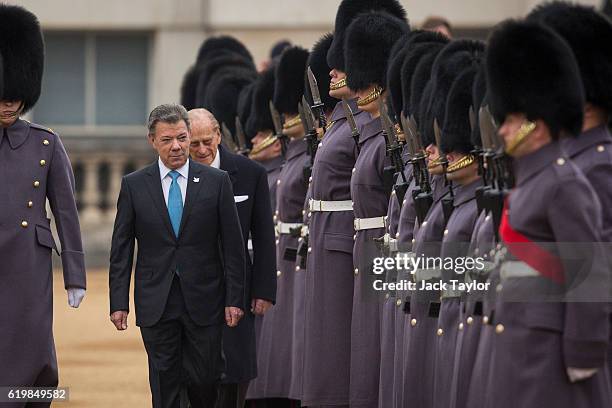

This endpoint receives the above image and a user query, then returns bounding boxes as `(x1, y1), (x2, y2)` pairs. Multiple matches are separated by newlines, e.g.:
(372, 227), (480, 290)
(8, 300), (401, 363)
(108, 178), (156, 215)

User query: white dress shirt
(211, 149), (221, 169)
(158, 157), (189, 206)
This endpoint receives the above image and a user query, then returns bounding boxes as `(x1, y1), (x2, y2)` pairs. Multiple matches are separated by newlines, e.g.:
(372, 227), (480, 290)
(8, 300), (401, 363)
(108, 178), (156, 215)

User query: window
(33, 32), (149, 127)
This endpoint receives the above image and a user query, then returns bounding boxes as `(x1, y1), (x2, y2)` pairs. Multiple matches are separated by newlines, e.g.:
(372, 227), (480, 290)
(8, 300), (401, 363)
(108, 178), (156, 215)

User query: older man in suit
(109, 103), (246, 408)
(188, 108), (276, 408)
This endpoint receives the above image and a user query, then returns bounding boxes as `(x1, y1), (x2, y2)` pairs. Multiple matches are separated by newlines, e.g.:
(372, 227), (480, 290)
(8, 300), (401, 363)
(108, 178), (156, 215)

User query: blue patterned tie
(168, 170), (183, 238)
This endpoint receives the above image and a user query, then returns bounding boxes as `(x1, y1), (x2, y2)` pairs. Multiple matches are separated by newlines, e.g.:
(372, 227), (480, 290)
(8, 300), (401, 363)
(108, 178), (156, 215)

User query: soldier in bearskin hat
(485, 19), (611, 408)
(0, 4), (87, 399)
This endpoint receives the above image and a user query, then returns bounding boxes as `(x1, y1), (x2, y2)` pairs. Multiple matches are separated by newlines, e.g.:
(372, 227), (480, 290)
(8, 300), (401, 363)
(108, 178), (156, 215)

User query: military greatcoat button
(33, 181), (40, 188)
(276, 270), (282, 277)
(597, 145), (605, 152)
(482, 316), (490, 325)
(467, 316), (474, 325)
(352, 167), (356, 173)
(43, 139), (49, 146)
(21, 221), (28, 228)
(295, 266), (300, 271)
(403, 199), (407, 205)
(437, 328), (444, 337)
(276, 179), (281, 185)
(495, 324), (505, 334)
(422, 220), (428, 226)
(395, 232), (400, 238)
(27, 201), (33, 208)
(385, 293), (390, 299)
(275, 239), (279, 245)
(396, 299), (402, 307)
(354, 268), (359, 275)
(443, 229), (449, 236)
(556, 158), (565, 166)
(411, 238), (416, 244)
(308, 247), (312, 253)
(309, 176), (313, 183)
(458, 323), (464, 331)
(391, 190), (396, 196)
(40, 159), (46, 166)
(410, 318), (417, 327)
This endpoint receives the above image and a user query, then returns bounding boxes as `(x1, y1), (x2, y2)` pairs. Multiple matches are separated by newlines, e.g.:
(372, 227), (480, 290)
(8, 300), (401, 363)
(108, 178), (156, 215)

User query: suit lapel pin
(193, 177), (200, 183)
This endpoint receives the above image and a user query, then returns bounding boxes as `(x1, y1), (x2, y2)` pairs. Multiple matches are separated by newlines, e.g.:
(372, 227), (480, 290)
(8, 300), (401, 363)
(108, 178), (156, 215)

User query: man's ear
(147, 134), (155, 148)
(533, 119), (553, 142)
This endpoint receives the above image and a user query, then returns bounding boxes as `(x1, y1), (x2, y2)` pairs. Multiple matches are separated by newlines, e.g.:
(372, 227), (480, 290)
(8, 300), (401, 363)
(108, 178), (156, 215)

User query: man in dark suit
(109, 103), (246, 408)
(188, 108), (277, 408)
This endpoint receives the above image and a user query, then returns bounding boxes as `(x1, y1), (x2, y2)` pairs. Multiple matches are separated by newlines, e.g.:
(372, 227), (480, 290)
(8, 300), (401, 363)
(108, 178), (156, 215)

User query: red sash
(499, 200), (565, 284)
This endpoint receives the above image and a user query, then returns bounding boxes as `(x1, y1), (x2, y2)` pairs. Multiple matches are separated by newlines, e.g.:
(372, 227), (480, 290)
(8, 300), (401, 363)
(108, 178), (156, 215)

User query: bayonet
(307, 66), (328, 130)
(379, 99), (409, 206)
(342, 99), (361, 153)
(234, 116), (250, 156)
(221, 122), (238, 153)
(269, 100), (288, 158)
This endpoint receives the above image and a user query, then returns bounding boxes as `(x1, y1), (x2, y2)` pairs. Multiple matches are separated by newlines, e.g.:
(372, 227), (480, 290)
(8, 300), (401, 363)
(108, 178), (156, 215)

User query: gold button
(40, 159), (46, 166)
(308, 247), (312, 253)
(309, 176), (313, 182)
(298, 237), (303, 243)
(302, 209), (306, 215)
(295, 266), (300, 271)
(33, 181), (40, 187)
(395, 232), (400, 238)
(459, 322), (464, 331)
(275, 239), (279, 245)
(485, 215), (490, 221)
(354, 268), (359, 275)
(27, 201), (33, 208)
(276, 270), (282, 277)
(437, 328), (444, 337)
(422, 220), (428, 226)
(396, 299), (402, 306)
(410, 318), (417, 327)
(597, 145), (605, 153)
(495, 324), (505, 334)
(307, 212), (312, 218)
(352, 168), (356, 173)
(43, 139), (50, 146)
(403, 199), (407, 205)
(411, 238), (416, 244)
(483, 316), (489, 325)
(21, 220), (28, 228)
(467, 316), (474, 325)
(385, 293), (390, 299)
(391, 190), (396, 196)
(556, 158), (565, 166)
(276, 179), (281, 185)
(273, 215), (277, 222)
(444, 229), (449, 236)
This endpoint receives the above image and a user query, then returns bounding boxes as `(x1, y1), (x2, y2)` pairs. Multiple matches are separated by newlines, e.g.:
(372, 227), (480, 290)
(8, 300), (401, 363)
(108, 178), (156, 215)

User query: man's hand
(110, 310), (129, 331)
(225, 307), (244, 327)
(67, 287), (86, 308)
(251, 299), (273, 316)
(567, 367), (598, 383)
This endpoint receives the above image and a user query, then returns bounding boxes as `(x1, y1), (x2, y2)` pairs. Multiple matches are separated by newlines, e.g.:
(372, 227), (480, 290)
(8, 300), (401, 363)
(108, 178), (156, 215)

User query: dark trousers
(215, 382), (249, 408)
(141, 276), (223, 408)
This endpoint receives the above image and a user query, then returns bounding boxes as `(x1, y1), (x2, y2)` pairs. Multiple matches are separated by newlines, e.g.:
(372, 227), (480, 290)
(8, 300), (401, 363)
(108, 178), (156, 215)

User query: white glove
(67, 288), (86, 308)
(567, 367), (598, 383)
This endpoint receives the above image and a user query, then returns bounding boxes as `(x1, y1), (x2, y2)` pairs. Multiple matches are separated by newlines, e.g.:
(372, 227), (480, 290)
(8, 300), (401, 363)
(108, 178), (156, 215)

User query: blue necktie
(168, 170), (183, 238)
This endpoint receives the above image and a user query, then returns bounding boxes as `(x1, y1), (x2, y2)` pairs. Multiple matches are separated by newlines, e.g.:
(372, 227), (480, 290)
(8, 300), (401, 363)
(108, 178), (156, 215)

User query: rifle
(434, 118), (455, 225)
(401, 113), (433, 224)
(379, 98), (409, 207)
(307, 66), (328, 131)
(470, 106), (488, 214)
(220, 123), (239, 153)
(342, 99), (361, 153)
(269, 101), (288, 158)
(234, 116), (250, 156)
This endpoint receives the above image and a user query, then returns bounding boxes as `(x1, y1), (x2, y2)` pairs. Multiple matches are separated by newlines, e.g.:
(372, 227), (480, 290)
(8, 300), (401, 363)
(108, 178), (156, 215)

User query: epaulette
(23, 119), (57, 136)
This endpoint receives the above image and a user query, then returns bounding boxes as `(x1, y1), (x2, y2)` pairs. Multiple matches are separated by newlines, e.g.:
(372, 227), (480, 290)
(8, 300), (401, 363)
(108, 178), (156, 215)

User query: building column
(80, 157), (103, 223)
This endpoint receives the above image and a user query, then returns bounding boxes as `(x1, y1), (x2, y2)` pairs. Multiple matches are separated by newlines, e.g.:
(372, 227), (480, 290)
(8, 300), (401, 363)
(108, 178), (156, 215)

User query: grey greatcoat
(302, 99), (369, 407)
(486, 141), (611, 408)
(350, 117), (390, 408)
(0, 119), (86, 397)
(402, 175), (449, 408)
(253, 138), (308, 399)
(432, 179), (481, 408)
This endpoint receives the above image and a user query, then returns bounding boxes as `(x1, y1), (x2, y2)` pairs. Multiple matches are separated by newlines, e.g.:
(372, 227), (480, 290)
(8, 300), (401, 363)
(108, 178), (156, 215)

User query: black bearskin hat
(386, 32), (412, 119)
(273, 46), (310, 115)
(194, 54), (256, 108)
(305, 33), (337, 109)
(344, 11), (410, 92)
(327, 0), (406, 71)
(204, 68), (257, 137)
(196, 35), (253, 65)
(527, 2), (612, 114)
(486, 20), (584, 137)
(400, 34), (449, 118)
(470, 63), (487, 148)
(237, 82), (256, 143)
(423, 40), (484, 148)
(440, 67), (478, 154)
(0, 5), (44, 113)
(246, 65), (276, 137)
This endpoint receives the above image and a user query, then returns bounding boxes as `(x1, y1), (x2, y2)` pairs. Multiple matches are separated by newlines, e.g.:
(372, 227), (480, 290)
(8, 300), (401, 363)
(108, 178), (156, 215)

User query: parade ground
(53, 270), (150, 407)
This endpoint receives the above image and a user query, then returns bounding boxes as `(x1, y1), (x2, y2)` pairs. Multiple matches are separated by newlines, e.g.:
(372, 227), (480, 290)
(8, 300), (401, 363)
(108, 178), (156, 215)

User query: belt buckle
(354, 218), (360, 231)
